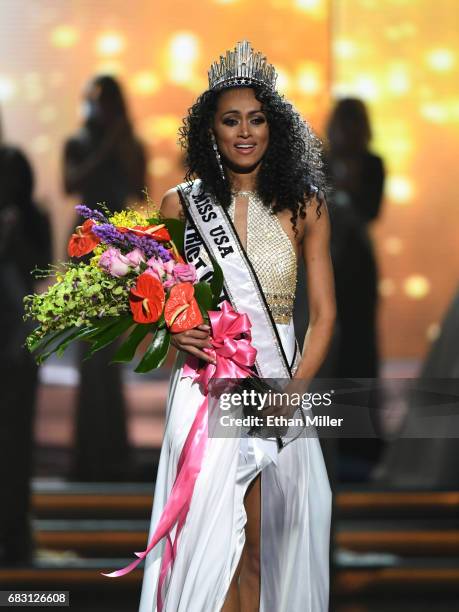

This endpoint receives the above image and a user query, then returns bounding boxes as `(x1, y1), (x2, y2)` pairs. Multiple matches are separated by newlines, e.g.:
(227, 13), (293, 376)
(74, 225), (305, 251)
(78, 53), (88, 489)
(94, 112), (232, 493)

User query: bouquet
(23, 202), (223, 373)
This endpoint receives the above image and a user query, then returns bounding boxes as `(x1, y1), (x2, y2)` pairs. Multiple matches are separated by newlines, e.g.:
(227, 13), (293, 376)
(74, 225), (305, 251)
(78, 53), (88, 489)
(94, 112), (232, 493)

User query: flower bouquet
(23, 203), (223, 373)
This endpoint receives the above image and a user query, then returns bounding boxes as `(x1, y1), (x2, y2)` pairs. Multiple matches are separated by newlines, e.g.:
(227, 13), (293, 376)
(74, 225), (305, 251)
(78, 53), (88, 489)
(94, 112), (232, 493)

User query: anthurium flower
(164, 282), (203, 333)
(129, 273), (165, 324)
(68, 219), (100, 257)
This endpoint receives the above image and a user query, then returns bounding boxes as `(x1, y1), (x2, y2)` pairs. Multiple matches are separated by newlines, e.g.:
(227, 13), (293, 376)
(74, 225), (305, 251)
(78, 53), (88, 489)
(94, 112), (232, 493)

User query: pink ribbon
(101, 300), (256, 611)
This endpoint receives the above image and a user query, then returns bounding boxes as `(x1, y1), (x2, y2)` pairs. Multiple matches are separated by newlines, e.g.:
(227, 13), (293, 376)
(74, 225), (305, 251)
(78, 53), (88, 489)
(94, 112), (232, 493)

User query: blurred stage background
(1, 1), (458, 610)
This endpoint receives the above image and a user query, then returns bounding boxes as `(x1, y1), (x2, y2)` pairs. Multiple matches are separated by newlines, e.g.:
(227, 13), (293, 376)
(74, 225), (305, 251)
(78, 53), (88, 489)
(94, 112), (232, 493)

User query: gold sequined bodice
(228, 192), (297, 324)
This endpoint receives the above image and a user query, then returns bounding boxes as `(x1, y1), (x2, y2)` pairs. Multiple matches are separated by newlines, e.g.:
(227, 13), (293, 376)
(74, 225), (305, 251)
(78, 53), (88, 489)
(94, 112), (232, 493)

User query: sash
(178, 178), (292, 380)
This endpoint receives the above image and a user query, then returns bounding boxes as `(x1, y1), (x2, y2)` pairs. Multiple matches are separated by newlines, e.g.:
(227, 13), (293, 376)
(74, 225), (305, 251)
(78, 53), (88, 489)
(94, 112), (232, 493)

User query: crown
(208, 40), (277, 92)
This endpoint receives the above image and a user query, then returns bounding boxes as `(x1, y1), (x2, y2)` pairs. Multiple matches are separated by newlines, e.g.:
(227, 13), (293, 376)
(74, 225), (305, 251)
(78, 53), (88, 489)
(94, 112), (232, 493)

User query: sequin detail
(228, 192), (297, 324)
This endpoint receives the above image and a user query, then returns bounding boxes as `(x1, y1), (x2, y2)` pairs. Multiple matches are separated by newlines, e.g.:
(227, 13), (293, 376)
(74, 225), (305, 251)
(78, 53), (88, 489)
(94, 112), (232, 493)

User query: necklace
(231, 190), (260, 201)
(231, 190), (257, 198)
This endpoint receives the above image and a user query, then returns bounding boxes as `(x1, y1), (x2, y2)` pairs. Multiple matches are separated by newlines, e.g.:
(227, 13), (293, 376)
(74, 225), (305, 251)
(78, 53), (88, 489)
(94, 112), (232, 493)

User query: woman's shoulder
(159, 179), (202, 219)
(160, 181), (196, 220)
(296, 185), (329, 237)
(159, 187), (181, 218)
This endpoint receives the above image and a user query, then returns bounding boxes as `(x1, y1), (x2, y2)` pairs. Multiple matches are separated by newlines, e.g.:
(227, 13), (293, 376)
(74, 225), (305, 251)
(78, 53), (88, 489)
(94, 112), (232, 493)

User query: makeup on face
(212, 88), (269, 171)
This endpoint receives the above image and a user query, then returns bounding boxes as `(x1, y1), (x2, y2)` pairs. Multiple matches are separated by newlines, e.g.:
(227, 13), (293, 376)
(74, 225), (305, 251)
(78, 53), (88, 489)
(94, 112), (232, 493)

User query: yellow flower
(89, 244), (105, 267)
(108, 210), (146, 227)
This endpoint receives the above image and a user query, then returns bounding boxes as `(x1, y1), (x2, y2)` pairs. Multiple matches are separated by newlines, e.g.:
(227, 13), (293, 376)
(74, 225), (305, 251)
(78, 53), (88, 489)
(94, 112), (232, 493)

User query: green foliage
(23, 263), (135, 348)
(82, 315), (134, 360)
(194, 282), (213, 320)
(134, 328), (171, 373)
(111, 323), (155, 363)
(162, 218), (185, 257)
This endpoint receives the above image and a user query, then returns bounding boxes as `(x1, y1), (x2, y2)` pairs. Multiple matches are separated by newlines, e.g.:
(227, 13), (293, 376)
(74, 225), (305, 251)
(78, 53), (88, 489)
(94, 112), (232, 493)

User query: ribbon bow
(183, 300), (257, 392)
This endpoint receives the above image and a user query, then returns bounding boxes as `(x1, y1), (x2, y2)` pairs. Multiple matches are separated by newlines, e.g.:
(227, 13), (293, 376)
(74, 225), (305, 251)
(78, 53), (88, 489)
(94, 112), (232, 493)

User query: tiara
(208, 40), (277, 92)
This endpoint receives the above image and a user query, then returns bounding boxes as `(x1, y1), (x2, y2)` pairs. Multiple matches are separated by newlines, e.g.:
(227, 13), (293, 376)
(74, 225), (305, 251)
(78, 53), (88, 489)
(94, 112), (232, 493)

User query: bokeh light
(386, 176), (414, 204)
(296, 62), (323, 95)
(96, 32), (125, 56)
(50, 25), (79, 49)
(426, 48), (455, 72)
(384, 236), (404, 256)
(403, 275), (431, 300)
(0, 75), (16, 102)
(130, 71), (160, 96)
(167, 32), (200, 86)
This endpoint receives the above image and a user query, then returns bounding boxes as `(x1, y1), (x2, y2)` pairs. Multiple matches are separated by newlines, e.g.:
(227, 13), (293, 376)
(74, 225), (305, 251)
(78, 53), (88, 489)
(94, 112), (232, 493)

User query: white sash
(177, 179), (292, 380)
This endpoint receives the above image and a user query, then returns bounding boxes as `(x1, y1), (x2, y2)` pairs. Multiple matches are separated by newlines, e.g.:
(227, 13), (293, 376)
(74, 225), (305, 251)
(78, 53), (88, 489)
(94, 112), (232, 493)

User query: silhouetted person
(327, 98), (385, 480)
(0, 120), (51, 565)
(63, 75), (147, 481)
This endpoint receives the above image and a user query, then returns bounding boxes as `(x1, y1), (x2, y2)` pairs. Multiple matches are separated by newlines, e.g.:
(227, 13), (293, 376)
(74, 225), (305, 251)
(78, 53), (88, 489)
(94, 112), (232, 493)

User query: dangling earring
(210, 132), (226, 181)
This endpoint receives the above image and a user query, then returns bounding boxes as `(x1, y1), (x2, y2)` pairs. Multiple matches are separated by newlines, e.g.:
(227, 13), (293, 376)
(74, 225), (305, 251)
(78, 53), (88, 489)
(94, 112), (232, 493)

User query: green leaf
(55, 324), (103, 357)
(110, 323), (154, 363)
(29, 327), (70, 354)
(35, 328), (79, 364)
(163, 218), (185, 256)
(193, 282), (213, 313)
(209, 256), (224, 308)
(83, 315), (134, 360)
(134, 328), (171, 373)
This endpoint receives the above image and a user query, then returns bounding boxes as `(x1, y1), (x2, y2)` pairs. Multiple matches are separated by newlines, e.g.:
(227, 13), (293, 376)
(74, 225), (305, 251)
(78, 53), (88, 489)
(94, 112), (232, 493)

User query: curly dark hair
(178, 84), (328, 232)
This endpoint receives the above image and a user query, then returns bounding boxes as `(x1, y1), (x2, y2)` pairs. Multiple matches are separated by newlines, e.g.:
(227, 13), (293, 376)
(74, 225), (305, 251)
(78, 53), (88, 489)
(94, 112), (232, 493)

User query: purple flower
(75, 205), (107, 223)
(92, 224), (173, 262)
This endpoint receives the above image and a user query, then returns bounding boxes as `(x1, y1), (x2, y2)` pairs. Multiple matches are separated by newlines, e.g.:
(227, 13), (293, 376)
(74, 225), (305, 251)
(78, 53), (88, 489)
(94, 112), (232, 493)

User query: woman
(326, 98), (385, 479)
(63, 75), (147, 480)
(138, 41), (335, 611)
(0, 128), (51, 565)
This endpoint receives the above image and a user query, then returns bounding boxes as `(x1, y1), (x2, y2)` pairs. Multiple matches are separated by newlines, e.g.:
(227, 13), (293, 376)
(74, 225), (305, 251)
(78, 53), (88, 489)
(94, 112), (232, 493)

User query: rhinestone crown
(208, 40), (277, 92)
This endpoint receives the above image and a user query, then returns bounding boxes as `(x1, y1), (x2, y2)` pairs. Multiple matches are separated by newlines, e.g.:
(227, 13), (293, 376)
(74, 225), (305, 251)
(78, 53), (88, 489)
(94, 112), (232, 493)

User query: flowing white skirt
(138, 321), (332, 611)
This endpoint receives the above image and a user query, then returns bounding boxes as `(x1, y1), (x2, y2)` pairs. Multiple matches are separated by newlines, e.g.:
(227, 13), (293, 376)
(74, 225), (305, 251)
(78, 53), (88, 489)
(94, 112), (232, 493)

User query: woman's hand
(170, 324), (216, 364)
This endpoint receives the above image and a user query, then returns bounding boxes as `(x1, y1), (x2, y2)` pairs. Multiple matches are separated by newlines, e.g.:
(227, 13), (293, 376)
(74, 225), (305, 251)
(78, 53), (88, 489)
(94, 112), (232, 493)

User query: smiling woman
(135, 41), (336, 612)
(212, 88), (270, 170)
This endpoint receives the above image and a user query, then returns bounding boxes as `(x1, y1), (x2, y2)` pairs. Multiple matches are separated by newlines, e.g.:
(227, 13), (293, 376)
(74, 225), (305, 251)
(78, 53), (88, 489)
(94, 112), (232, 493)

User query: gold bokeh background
(0, 0), (457, 360)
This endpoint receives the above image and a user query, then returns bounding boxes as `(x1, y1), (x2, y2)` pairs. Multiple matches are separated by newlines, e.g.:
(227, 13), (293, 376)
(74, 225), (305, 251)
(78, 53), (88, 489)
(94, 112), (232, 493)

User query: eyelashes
(222, 116), (266, 126)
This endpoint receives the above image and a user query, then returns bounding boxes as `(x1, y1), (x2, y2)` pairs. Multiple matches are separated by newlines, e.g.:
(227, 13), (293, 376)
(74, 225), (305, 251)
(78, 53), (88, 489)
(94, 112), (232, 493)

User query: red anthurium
(129, 273), (165, 324)
(67, 219), (100, 258)
(164, 283), (203, 333)
(117, 224), (171, 242)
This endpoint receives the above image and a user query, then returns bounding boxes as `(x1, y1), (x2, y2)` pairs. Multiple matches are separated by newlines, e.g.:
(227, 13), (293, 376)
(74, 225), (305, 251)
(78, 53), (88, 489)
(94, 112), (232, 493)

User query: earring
(210, 132), (226, 181)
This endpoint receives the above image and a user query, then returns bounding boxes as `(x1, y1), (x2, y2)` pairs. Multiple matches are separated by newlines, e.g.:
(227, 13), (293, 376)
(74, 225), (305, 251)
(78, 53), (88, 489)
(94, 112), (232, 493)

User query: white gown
(138, 191), (332, 611)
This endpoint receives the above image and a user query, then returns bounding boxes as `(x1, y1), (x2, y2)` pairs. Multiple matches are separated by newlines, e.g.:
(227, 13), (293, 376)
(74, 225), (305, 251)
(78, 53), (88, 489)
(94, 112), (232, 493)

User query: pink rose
(125, 248), (145, 271)
(99, 247), (131, 277)
(146, 257), (165, 281)
(173, 263), (197, 284)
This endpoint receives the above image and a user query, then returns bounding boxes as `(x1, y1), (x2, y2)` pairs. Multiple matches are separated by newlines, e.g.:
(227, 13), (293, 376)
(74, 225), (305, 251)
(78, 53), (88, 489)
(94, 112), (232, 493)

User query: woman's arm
(294, 195), (336, 380)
